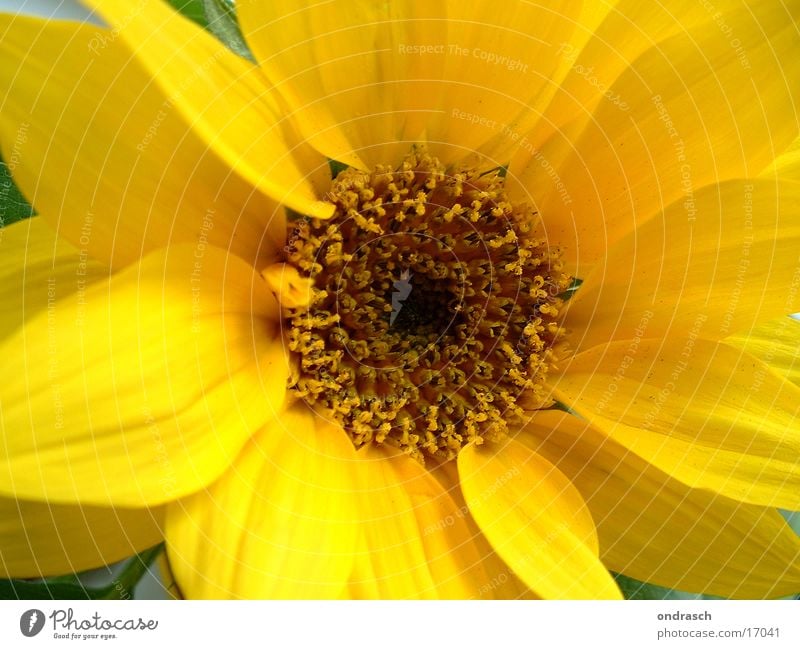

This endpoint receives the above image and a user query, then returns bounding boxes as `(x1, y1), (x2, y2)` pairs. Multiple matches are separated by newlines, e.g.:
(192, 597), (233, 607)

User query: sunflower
(1, 0), (800, 599)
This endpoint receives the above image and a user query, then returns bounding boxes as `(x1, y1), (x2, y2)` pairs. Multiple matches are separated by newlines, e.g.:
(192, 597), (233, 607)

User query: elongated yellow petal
(0, 498), (163, 578)
(419, 1), (580, 164)
(761, 136), (800, 182)
(427, 461), (536, 600)
(0, 13), (299, 270)
(518, 0), (743, 139)
(0, 217), (107, 341)
(166, 405), (358, 598)
(239, 0), (412, 170)
(522, 411), (800, 598)
(726, 317), (800, 387)
(81, 0), (331, 220)
(458, 438), (621, 599)
(552, 339), (800, 509)
(493, 1), (726, 167)
(238, 1), (580, 168)
(565, 179), (800, 349)
(0, 244), (287, 507)
(347, 445), (495, 599)
(513, 1), (800, 271)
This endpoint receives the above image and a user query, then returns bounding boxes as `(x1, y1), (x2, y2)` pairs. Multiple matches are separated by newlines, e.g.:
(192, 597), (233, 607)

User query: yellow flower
(1, 0), (800, 599)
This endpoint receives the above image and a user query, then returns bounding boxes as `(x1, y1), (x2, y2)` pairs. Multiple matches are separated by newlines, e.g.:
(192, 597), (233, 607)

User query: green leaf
(558, 277), (583, 300)
(202, 0), (256, 62)
(479, 164), (509, 179)
(547, 401), (579, 416)
(99, 544), (164, 600)
(613, 573), (709, 600)
(0, 544), (164, 600)
(0, 579), (97, 600)
(42, 574), (83, 586)
(165, 0), (209, 28)
(328, 159), (349, 179)
(781, 509), (800, 536)
(0, 156), (35, 228)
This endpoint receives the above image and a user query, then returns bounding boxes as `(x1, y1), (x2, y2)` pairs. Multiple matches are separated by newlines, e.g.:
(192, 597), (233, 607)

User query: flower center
(282, 149), (570, 461)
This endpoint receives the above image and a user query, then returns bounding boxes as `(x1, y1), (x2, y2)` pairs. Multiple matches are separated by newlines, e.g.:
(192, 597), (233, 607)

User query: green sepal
(480, 164), (509, 179)
(558, 277), (583, 301)
(328, 159), (349, 179)
(613, 573), (712, 600)
(0, 155), (35, 228)
(165, 0), (208, 28)
(202, 0), (256, 62)
(546, 401), (579, 417)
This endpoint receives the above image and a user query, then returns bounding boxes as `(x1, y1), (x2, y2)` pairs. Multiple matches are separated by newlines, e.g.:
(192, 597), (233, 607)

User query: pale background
(0, 0), (96, 21)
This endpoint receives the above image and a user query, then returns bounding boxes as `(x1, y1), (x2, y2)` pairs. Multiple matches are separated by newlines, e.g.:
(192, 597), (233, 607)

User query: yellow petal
(0, 217), (107, 341)
(565, 179), (800, 349)
(726, 316), (800, 387)
(0, 244), (287, 507)
(428, 461), (536, 599)
(165, 404), (358, 598)
(522, 411), (800, 598)
(0, 497), (163, 578)
(81, 0), (331, 220)
(0, 13), (300, 270)
(238, 1), (580, 168)
(347, 445), (496, 599)
(552, 339), (800, 509)
(458, 438), (621, 599)
(513, 1), (800, 271)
